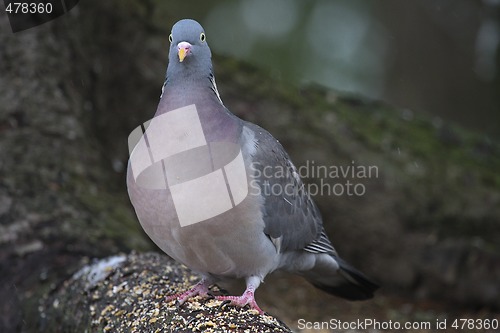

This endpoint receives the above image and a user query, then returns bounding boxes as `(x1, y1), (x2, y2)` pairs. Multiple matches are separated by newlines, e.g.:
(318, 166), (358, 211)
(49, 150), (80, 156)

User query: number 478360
(5, 2), (53, 14)
(452, 318), (498, 330)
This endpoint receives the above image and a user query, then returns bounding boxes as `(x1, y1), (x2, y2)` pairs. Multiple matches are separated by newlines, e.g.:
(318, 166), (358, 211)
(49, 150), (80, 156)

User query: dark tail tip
(314, 258), (379, 301)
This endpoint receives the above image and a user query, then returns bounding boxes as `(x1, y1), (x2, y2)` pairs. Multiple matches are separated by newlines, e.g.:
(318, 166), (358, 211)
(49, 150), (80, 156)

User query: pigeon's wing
(242, 122), (337, 254)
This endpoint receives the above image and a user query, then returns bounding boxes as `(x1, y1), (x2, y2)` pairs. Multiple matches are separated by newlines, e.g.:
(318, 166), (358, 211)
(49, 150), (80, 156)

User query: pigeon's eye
(169, 34), (173, 43)
(200, 32), (206, 42)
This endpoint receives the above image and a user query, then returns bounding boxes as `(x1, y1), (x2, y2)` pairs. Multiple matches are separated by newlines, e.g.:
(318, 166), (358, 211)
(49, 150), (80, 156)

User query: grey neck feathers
(161, 69), (223, 106)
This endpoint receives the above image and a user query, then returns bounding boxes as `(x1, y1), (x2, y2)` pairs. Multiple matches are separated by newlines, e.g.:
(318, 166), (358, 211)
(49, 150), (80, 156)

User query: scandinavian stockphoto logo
(249, 160), (379, 197)
(128, 104), (249, 227)
(5, 0), (80, 33)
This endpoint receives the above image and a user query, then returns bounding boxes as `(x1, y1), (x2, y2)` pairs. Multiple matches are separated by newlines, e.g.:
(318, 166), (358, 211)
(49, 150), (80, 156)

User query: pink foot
(166, 279), (210, 304)
(215, 289), (264, 315)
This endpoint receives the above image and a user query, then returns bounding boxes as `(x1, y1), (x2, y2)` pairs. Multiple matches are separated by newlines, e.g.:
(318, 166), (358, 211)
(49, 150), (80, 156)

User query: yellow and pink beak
(177, 41), (192, 62)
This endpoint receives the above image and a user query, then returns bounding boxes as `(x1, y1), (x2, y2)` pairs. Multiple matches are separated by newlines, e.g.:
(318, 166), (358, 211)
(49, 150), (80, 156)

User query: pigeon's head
(167, 19), (212, 78)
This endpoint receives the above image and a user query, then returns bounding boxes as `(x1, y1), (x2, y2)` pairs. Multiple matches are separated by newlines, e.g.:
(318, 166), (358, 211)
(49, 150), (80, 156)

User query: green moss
(215, 57), (500, 248)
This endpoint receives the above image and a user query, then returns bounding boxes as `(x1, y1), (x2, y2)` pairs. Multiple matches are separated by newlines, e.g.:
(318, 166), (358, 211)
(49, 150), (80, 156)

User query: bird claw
(215, 289), (264, 315)
(166, 278), (265, 315)
(165, 280), (210, 304)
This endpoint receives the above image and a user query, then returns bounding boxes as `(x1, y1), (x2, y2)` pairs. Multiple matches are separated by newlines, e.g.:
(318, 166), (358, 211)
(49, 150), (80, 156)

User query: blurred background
(166, 0), (500, 138)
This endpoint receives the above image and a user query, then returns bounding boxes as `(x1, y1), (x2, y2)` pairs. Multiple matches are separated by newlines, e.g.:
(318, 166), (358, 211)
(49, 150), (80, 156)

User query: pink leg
(166, 278), (211, 304)
(215, 276), (264, 314)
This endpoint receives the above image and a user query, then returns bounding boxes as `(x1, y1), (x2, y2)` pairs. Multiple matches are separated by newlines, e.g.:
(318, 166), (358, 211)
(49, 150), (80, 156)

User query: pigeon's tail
(304, 255), (379, 301)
